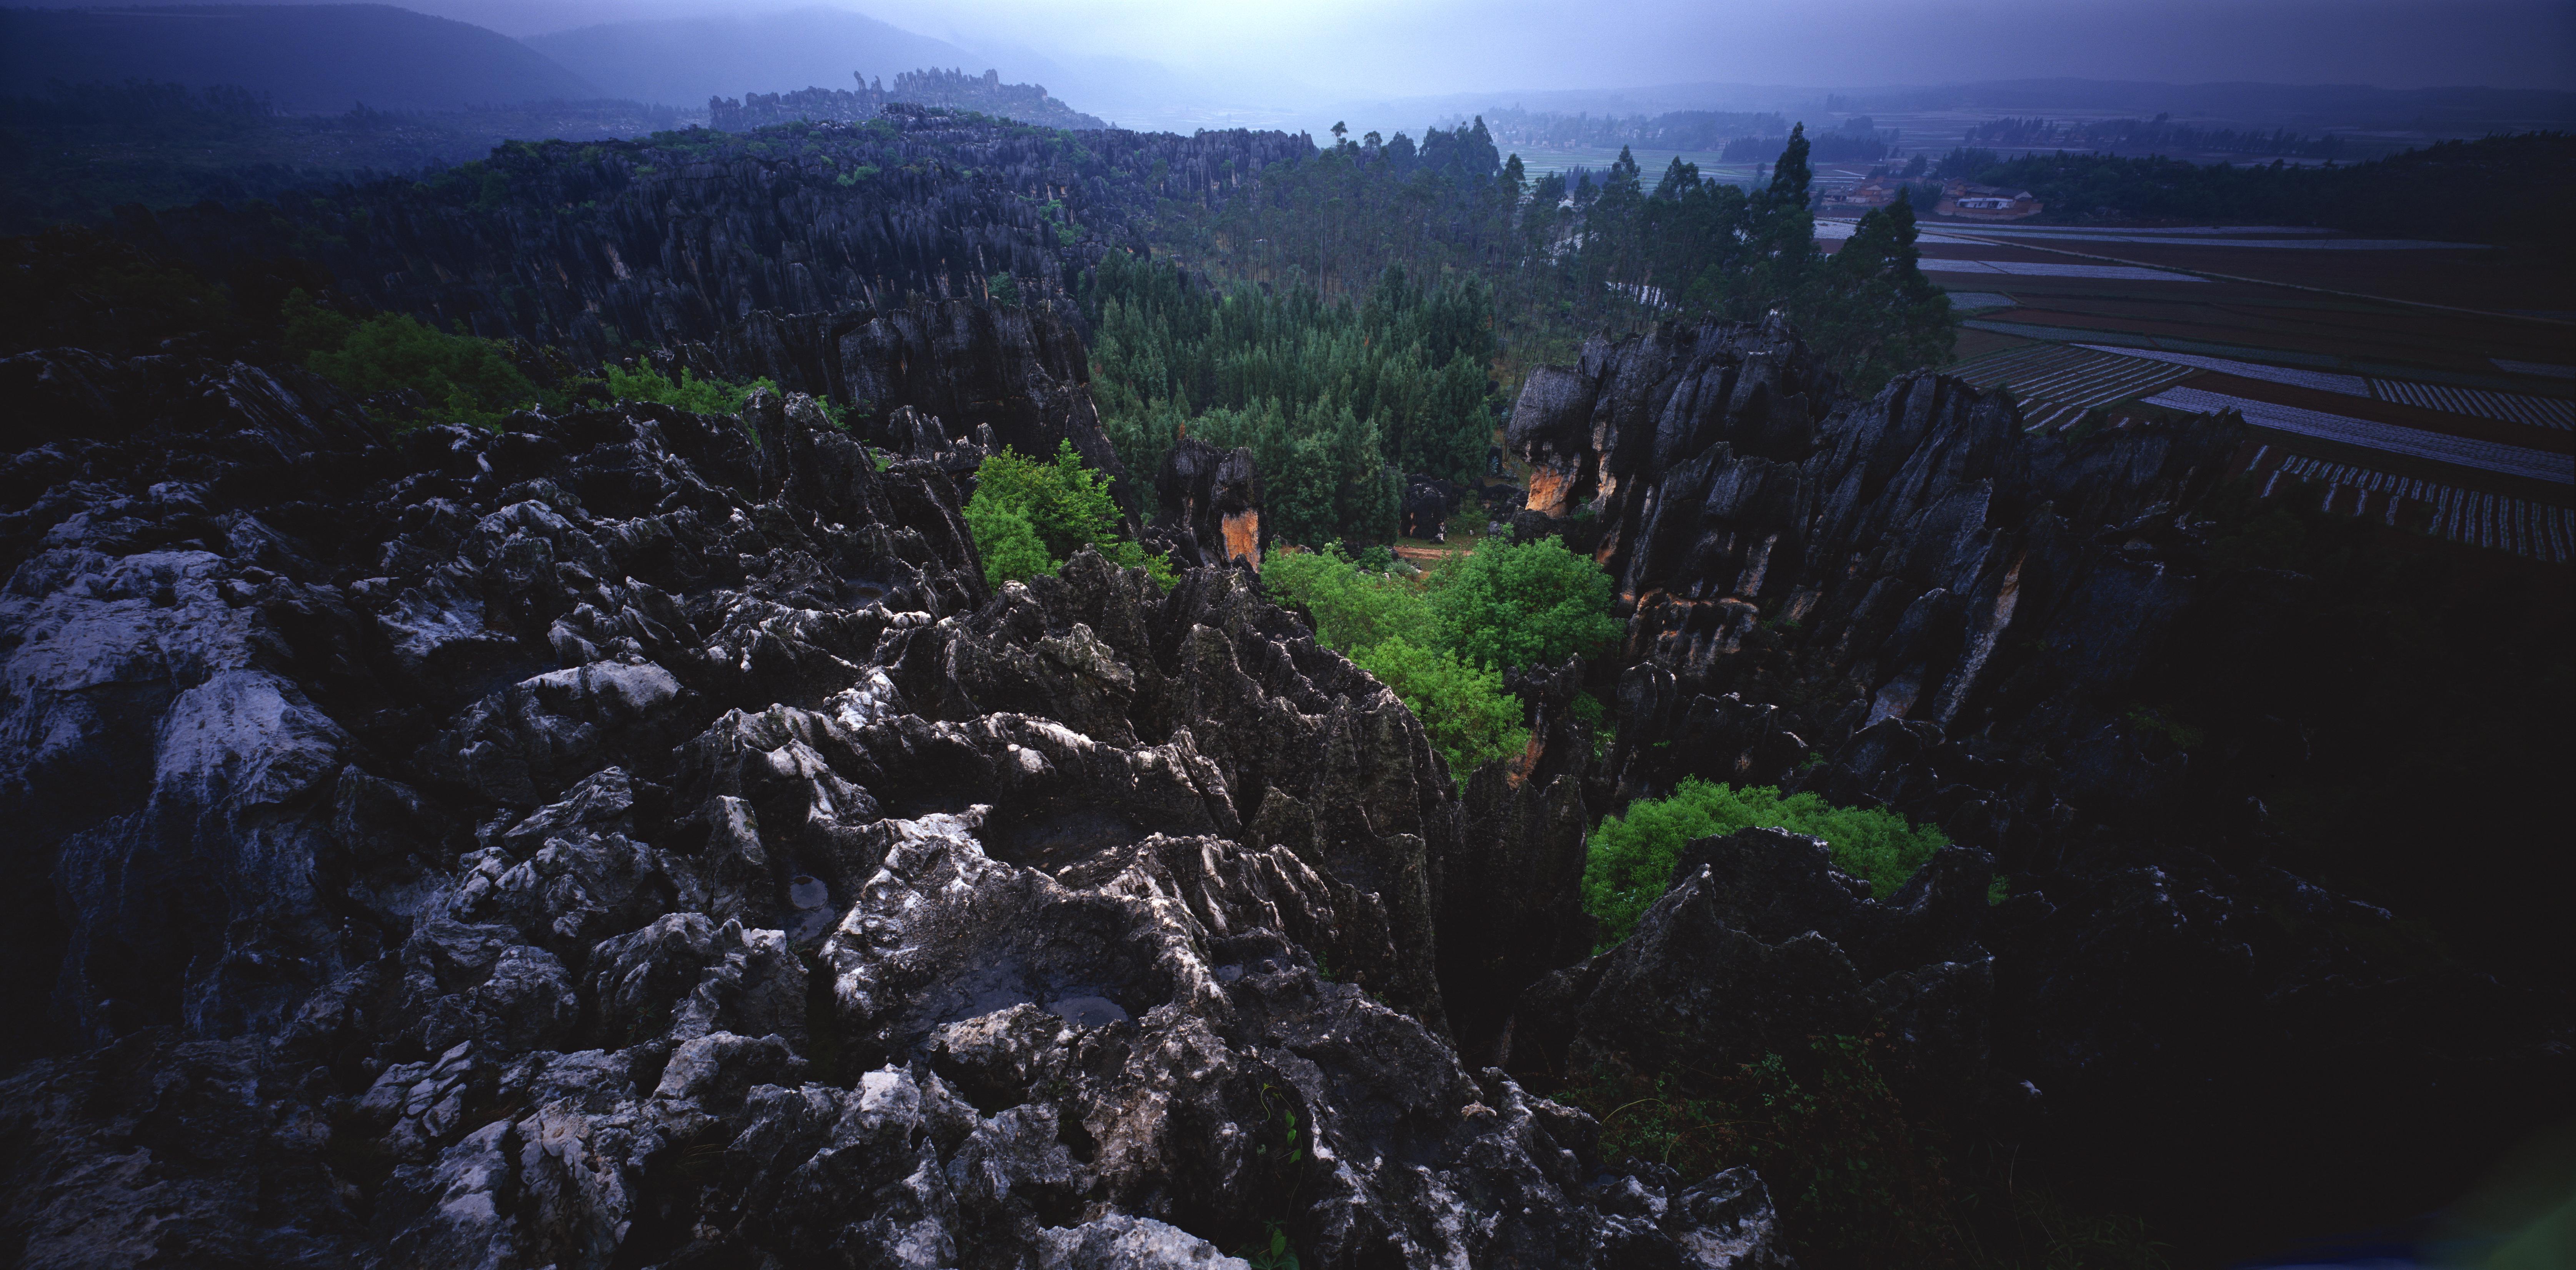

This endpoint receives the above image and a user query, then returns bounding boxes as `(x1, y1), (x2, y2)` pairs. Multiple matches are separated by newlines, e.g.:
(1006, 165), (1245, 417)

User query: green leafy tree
(1260, 542), (1537, 781)
(972, 440), (1126, 560)
(602, 363), (778, 415)
(1427, 536), (1621, 672)
(1351, 636), (1531, 777)
(1582, 779), (1954, 945)
(963, 494), (1054, 587)
(1260, 542), (1435, 651)
(964, 440), (1171, 588)
(1796, 189), (1957, 390)
(285, 290), (548, 430)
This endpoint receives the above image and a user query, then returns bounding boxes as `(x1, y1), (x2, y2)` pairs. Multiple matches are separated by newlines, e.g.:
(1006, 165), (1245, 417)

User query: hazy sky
(863, 0), (2575, 95)
(33, 0), (2576, 100)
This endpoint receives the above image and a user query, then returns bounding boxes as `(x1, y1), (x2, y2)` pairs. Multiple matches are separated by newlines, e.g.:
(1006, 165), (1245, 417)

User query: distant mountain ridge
(1342, 78), (2576, 137)
(523, 7), (975, 108)
(0, 4), (600, 113)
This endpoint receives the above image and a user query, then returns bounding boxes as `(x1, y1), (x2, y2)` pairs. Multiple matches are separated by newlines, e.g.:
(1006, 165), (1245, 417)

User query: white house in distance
(1938, 179), (2044, 219)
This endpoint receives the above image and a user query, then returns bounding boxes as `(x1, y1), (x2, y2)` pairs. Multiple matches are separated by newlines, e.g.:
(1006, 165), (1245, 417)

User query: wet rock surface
(0, 343), (1793, 1267)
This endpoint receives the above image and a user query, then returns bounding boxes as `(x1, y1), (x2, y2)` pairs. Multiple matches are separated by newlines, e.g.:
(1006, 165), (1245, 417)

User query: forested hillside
(1930, 131), (2576, 249)
(50, 106), (1955, 529)
(710, 68), (1106, 132)
(1087, 253), (1497, 544)
(1169, 121), (1953, 388)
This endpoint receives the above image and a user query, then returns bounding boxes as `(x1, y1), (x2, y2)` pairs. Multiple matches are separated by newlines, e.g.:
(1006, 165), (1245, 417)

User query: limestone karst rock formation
(0, 333), (1790, 1267)
(1496, 315), (2573, 1246)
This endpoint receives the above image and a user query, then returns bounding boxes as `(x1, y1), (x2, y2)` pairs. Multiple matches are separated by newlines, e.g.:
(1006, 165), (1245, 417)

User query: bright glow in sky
(753, 0), (2571, 95)
(43, 0), (2574, 106)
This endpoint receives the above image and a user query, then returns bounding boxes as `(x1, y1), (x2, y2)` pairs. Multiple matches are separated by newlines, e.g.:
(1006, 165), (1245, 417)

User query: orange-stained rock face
(1221, 508), (1262, 570)
(1525, 462), (1578, 517)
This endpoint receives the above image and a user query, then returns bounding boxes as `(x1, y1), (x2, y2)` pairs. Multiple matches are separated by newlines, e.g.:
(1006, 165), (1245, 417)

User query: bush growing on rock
(1261, 543), (1530, 778)
(602, 363), (780, 416)
(963, 496), (1054, 589)
(1348, 636), (1530, 777)
(1260, 542), (1434, 651)
(285, 288), (551, 429)
(967, 441), (1173, 587)
(972, 441), (1126, 561)
(1427, 535), (1621, 673)
(1583, 779), (1951, 944)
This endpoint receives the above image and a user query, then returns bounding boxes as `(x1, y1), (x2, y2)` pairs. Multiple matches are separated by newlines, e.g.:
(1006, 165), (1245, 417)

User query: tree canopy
(1583, 779), (1956, 946)
(964, 441), (1172, 589)
(1086, 252), (1496, 546)
(1165, 120), (1960, 392)
(1428, 535), (1623, 672)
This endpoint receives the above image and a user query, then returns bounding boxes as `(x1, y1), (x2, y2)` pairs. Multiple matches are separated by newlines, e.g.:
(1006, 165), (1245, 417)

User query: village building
(1937, 178), (2045, 219)
(1823, 175), (1903, 208)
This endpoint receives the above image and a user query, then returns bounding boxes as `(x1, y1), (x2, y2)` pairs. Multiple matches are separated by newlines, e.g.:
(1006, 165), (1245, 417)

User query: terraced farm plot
(2146, 386), (2575, 484)
(1917, 221), (2573, 562)
(2493, 358), (2576, 380)
(1920, 259), (2205, 281)
(2076, 345), (2369, 394)
(2251, 448), (2576, 563)
(2073, 345), (2574, 430)
(1951, 343), (2197, 429)
(2369, 380), (2573, 430)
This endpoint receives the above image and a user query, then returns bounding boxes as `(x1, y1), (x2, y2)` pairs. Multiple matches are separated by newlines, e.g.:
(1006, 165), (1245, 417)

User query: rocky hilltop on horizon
(712, 69), (1110, 133)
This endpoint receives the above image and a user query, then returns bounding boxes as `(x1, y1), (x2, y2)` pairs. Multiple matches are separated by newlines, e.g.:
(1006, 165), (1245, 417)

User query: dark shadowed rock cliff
(1495, 315), (2575, 1257)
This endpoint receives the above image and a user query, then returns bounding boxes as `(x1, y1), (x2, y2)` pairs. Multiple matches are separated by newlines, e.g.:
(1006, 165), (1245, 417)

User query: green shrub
(284, 290), (547, 430)
(602, 363), (777, 416)
(965, 441), (1171, 589)
(1428, 536), (1622, 672)
(1350, 636), (1530, 777)
(1584, 779), (1953, 945)
(1260, 544), (1435, 653)
(1260, 544), (1533, 779)
(963, 494), (1055, 588)
(973, 441), (1125, 560)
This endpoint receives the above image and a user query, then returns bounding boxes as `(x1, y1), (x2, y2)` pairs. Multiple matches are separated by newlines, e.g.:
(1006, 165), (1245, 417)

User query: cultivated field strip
(2493, 358), (2576, 380)
(2253, 449), (2576, 563)
(1963, 225), (2337, 238)
(1949, 232), (2490, 251)
(2016, 401), (2091, 432)
(2369, 380), (2574, 430)
(1919, 259), (2204, 282)
(2077, 345), (2368, 395)
(2146, 386), (2576, 484)
(1953, 345), (2196, 419)
(2076, 345), (2572, 428)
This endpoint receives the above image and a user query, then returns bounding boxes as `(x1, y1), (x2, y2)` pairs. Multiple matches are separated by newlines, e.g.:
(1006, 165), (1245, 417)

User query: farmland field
(1823, 213), (2576, 561)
